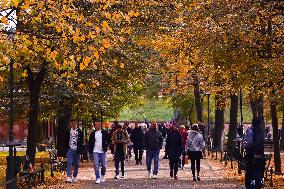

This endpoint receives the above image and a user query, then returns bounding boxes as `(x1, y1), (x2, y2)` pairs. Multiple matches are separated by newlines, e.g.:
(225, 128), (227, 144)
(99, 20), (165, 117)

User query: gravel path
(48, 152), (245, 189)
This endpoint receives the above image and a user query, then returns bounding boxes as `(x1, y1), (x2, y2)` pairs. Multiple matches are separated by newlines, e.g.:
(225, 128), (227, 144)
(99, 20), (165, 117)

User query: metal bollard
(215, 148), (218, 160)
(220, 151), (223, 162)
(230, 156), (233, 169)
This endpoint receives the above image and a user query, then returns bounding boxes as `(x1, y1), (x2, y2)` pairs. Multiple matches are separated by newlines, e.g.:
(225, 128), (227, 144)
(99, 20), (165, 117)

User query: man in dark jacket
(131, 122), (145, 165)
(89, 123), (111, 184)
(144, 121), (163, 178)
(166, 124), (182, 179)
(64, 119), (84, 183)
(242, 117), (265, 189)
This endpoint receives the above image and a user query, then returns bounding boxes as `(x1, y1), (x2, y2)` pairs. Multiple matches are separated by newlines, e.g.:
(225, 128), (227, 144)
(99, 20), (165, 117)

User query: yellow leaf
(22, 70), (28, 78)
(0, 76), (3, 82)
(120, 63), (125, 69)
(50, 50), (58, 59)
(79, 83), (84, 89)
(12, 0), (19, 7)
(22, 2), (30, 10)
(102, 38), (110, 49)
(1, 17), (8, 25)
(80, 63), (86, 70)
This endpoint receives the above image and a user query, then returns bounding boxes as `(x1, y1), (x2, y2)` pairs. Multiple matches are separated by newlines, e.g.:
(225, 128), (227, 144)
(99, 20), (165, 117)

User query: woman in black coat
(165, 124), (183, 179)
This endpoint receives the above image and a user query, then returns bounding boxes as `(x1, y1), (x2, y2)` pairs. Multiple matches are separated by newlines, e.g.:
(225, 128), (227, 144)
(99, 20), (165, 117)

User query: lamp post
(6, 27), (17, 189)
(206, 92), (211, 136)
(206, 92), (211, 154)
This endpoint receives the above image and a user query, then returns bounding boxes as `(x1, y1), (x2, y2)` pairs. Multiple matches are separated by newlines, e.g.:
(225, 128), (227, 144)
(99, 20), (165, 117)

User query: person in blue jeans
(89, 123), (111, 184)
(144, 121), (163, 179)
(64, 119), (83, 183)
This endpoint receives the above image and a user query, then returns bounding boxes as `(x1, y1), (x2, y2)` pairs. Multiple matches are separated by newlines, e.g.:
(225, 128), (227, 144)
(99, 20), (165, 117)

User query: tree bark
(213, 95), (225, 151)
(56, 106), (72, 157)
(281, 109), (284, 151)
(270, 101), (282, 174)
(227, 95), (238, 155)
(250, 96), (265, 128)
(193, 77), (203, 122)
(26, 63), (47, 165)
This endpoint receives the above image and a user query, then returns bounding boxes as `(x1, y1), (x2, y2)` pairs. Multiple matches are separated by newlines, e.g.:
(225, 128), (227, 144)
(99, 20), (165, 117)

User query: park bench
(48, 148), (67, 177)
(3, 156), (45, 189)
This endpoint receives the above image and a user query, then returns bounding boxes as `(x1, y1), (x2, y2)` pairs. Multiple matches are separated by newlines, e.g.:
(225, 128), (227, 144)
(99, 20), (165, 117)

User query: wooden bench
(48, 149), (67, 177)
(3, 156), (45, 189)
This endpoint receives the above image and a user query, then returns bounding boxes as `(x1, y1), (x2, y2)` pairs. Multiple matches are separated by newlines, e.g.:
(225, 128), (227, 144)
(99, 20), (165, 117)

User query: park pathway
(47, 152), (245, 189)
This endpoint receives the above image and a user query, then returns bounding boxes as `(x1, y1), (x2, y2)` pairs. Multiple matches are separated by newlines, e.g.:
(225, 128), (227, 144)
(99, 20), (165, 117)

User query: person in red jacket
(179, 125), (188, 169)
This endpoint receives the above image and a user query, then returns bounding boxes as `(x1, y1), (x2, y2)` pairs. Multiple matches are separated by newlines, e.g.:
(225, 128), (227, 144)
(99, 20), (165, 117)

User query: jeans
(67, 148), (80, 178)
(134, 147), (143, 162)
(169, 158), (179, 176)
(93, 152), (106, 179)
(146, 149), (160, 175)
(127, 144), (132, 158)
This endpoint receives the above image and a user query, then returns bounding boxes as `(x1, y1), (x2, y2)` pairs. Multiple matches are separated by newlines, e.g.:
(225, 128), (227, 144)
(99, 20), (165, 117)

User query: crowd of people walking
(63, 117), (266, 189)
(63, 119), (207, 184)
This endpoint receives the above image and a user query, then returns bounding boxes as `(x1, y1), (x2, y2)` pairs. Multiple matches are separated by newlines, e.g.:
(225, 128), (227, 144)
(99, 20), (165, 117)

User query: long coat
(112, 130), (129, 157)
(165, 129), (183, 160)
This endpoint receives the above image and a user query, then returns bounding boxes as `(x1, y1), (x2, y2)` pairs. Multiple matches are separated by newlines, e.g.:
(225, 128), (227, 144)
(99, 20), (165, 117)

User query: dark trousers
(169, 158), (179, 176)
(245, 153), (265, 189)
(181, 149), (186, 167)
(115, 150), (125, 176)
(190, 158), (201, 177)
(134, 147), (143, 162)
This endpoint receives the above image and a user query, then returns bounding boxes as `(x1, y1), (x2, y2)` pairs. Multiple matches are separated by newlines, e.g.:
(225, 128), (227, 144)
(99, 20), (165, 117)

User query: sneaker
(193, 177), (197, 181)
(121, 175), (125, 179)
(73, 177), (78, 182)
(174, 176), (178, 180)
(139, 161), (142, 165)
(152, 174), (157, 179)
(95, 179), (100, 184)
(197, 176), (200, 181)
(135, 161), (139, 165)
(67, 177), (73, 183)
(100, 176), (105, 182)
(114, 175), (119, 179)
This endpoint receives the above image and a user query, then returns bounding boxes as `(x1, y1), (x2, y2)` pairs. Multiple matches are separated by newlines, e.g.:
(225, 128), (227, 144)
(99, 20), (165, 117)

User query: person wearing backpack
(242, 117), (265, 189)
(112, 124), (129, 179)
(185, 124), (205, 181)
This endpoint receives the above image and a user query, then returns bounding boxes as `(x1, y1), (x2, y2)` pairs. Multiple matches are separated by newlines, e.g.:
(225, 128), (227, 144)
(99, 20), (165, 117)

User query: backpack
(242, 127), (254, 150)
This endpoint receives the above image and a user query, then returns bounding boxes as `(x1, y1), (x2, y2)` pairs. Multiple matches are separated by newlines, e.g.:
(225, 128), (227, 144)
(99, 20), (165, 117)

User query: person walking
(64, 119), (84, 183)
(144, 121), (163, 179)
(165, 123), (183, 179)
(197, 121), (207, 158)
(112, 124), (129, 179)
(88, 123), (111, 184)
(124, 122), (133, 160)
(185, 124), (205, 181)
(242, 117), (265, 189)
(131, 122), (145, 165)
(180, 125), (188, 169)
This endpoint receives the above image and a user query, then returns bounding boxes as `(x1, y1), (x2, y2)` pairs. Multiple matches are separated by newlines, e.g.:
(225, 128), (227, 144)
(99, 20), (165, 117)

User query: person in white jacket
(185, 124), (205, 181)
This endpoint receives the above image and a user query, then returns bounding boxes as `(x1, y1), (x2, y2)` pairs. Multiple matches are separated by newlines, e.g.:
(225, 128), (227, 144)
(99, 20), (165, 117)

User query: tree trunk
(227, 95), (238, 155)
(56, 106), (72, 157)
(213, 96), (225, 151)
(281, 109), (284, 151)
(250, 96), (265, 128)
(193, 77), (203, 122)
(270, 101), (282, 174)
(26, 64), (47, 165)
